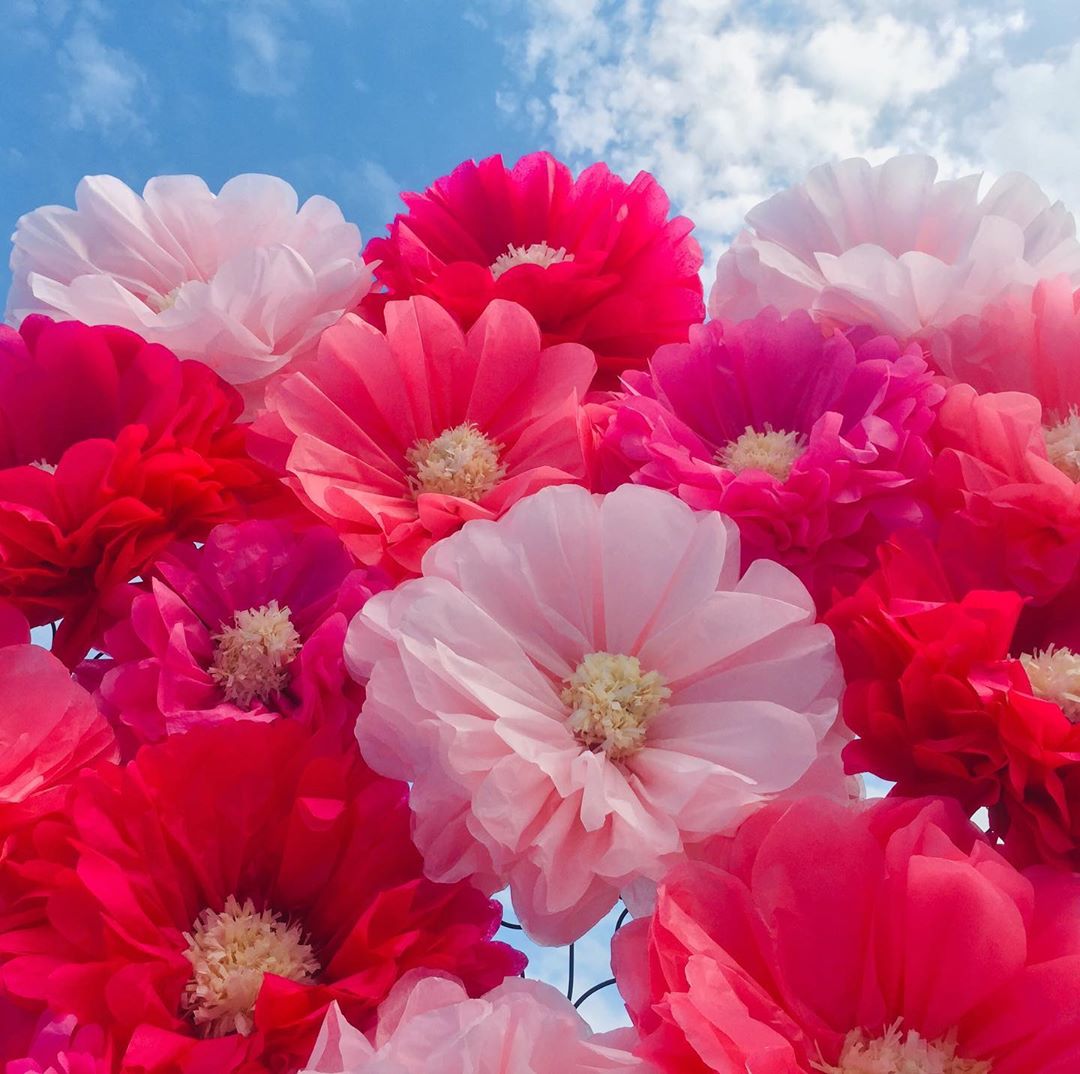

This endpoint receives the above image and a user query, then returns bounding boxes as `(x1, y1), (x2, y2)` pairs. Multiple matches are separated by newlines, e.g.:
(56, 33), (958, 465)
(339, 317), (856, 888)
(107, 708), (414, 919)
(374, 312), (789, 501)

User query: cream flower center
(406, 422), (506, 501)
(1020, 645), (1080, 721)
(1044, 408), (1080, 481)
(182, 895), (319, 1039)
(30, 458), (57, 474)
(812, 1022), (991, 1074)
(147, 286), (181, 313)
(561, 651), (670, 760)
(718, 424), (806, 481)
(209, 600), (301, 707)
(490, 241), (574, 280)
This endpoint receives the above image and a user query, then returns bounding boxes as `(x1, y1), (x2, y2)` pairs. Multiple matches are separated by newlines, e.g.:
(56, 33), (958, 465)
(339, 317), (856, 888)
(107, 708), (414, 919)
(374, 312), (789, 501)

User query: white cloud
(507, 0), (1067, 266)
(59, 19), (150, 135)
(226, 1), (312, 97)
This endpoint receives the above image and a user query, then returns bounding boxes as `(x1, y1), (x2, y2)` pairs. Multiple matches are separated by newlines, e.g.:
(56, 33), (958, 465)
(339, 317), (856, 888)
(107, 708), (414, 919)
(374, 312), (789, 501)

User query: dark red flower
(359, 151), (704, 384)
(0, 721), (524, 1073)
(0, 317), (293, 665)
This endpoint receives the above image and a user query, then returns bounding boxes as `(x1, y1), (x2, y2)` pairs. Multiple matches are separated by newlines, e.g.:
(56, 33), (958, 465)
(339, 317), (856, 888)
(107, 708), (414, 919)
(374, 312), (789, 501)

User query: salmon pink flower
(0, 721), (523, 1074)
(252, 296), (596, 577)
(360, 151), (704, 384)
(7, 174), (375, 412)
(347, 484), (845, 944)
(613, 795), (1080, 1074)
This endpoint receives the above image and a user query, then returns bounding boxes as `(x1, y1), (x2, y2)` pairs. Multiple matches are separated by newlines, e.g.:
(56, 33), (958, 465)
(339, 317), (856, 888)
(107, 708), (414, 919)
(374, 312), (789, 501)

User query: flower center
(182, 895), (319, 1039)
(718, 424), (806, 481)
(1044, 409), (1080, 481)
(812, 1021), (991, 1074)
(209, 600), (301, 708)
(490, 241), (574, 280)
(30, 458), (57, 474)
(147, 286), (181, 313)
(406, 422), (506, 502)
(561, 651), (670, 760)
(1020, 645), (1080, 722)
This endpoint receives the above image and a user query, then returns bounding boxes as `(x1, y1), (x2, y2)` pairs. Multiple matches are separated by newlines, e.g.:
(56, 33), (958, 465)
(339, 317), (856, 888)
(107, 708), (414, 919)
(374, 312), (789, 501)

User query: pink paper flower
(302, 975), (651, 1074)
(7, 175), (375, 411)
(359, 151), (704, 385)
(613, 795), (1080, 1074)
(252, 296), (596, 577)
(347, 484), (845, 943)
(90, 520), (383, 752)
(710, 154), (1080, 340)
(931, 382), (1080, 604)
(601, 311), (942, 606)
(2, 1014), (111, 1074)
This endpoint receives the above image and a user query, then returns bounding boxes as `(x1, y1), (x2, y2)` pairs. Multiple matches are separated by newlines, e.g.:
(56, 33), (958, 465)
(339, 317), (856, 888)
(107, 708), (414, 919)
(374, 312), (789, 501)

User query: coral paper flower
(0, 316), (287, 665)
(0, 721), (523, 1073)
(0, 644), (115, 838)
(710, 154), (1080, 340)
(613, 795), (1080, 1074)
(302, 974), (651, 1074)
(359, 151), (704, 382)
(90, 520), (384, 752)
(347, 483), (844, 944)
(7, 174), (375, 411)
(252, 296), (596, 577)
(601, 311), (942, 606)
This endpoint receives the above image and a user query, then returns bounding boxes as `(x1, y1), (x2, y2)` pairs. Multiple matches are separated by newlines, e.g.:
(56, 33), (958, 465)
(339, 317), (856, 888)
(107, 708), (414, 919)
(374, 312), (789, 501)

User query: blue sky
(1, 0), (1075, 1033)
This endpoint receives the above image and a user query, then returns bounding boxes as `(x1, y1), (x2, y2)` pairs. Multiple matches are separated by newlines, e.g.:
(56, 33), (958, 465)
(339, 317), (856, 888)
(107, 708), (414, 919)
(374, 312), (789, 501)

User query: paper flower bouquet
(1, 151), (1078, 1073)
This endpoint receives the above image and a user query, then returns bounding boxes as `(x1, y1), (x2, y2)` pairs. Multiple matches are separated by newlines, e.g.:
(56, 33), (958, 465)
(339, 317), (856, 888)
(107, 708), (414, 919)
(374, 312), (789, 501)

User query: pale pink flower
(347, 484), (844, 943)
(711, 154), (1080, 340)
(6, 175), (375, 412)
(302, 975), (651, 1074)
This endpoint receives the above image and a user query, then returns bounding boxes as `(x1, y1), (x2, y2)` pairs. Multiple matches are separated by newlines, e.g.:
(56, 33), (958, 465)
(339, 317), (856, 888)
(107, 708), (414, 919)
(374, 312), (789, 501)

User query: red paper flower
(0, 721), (524, 1073)
(613, 795), (1080, 1073)
(359, 151), (704, 384)
(0, 317), (291, 665)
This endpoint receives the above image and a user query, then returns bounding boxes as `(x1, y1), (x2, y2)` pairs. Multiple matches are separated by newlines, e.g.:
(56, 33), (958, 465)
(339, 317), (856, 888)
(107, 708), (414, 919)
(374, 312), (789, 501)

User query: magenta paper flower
(252, 296), (596, 577)
(302, 975), (651, 1074)
(346, 484), (845, 944)
(601, 310), (943, 606)
(6, 175), (375, 412)
(1, 1013), (111, 1074)
(91, 519), (383, 751)
(710, 154), (1080, 340)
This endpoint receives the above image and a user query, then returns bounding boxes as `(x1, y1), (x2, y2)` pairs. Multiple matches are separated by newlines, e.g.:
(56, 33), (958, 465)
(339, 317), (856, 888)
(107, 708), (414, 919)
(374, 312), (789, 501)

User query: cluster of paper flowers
(1, 150), (1079, 1073)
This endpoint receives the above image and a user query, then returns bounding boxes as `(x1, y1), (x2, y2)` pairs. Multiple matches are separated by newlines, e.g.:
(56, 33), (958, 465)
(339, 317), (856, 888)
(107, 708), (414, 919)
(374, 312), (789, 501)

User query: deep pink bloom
(360, 151), (704, 384)
(89, 520), (384, 753)
(347, 484), (845, 944)
(0, 721), (524, 1074)
(303, 975), (652, 1074)
(613, 795), (1080, 1073)
(252, 297), (596, 577)
(601, 311), (942, 607)
(0, 316), (293, 665)
(2, 1013), (111, 1074)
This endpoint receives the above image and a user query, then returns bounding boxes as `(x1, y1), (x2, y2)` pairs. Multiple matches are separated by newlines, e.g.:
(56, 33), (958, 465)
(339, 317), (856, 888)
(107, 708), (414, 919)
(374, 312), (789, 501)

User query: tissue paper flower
(710, 154), (1080, 340)
(360, 151), (704, 382)
(347, 483), (844, 944)
(7, 174), (375, 411)
(601, 310), (941, 605)
(253, 296), (595, 576)
(1, 1013), (111, 1074)
(612, 795), (1080, 1074)
(0, 721), (524, 1073)
(0, 316), (286, 665)
(301, 975), (651, 1074)
(92, 520), (384, 752)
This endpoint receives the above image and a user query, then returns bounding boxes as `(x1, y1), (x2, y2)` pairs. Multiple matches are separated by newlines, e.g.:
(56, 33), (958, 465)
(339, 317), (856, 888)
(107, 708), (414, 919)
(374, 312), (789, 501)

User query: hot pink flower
(360, 151), (704, 384)
(931, 382), (1080, 604)
(90, 520), (383, 753)
(710, 154), (1080, 340)
(347, 484), (845, 944)
(601, 311), (942, 607)
(2, 1014), (111, 1074)
(613, 795), (1080, 1073)
(7, 175), (375, 412)
(252, 297), (595, 577)
(302, 975), (651, 1074)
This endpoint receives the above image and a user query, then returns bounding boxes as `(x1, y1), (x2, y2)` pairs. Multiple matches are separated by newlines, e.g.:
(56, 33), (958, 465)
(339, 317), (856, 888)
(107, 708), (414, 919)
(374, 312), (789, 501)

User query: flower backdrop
(1, 148), (1079, 1073)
